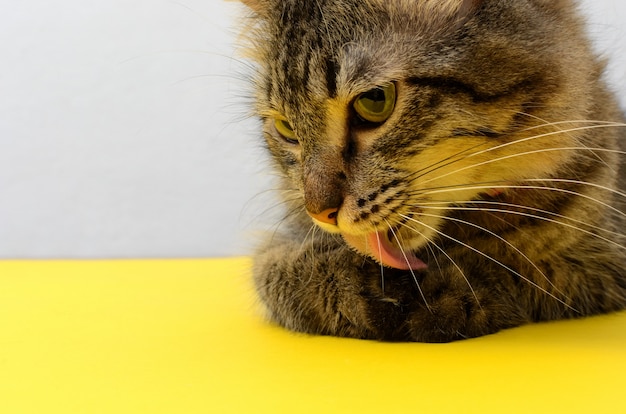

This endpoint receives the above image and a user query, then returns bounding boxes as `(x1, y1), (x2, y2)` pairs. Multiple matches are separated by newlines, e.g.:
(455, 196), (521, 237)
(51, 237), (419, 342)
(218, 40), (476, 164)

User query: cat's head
(240, 0), (605, 269)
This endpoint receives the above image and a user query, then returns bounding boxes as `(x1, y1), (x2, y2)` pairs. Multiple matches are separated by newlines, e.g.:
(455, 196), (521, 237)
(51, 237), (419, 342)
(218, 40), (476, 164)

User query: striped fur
(240, 0), (626, 342)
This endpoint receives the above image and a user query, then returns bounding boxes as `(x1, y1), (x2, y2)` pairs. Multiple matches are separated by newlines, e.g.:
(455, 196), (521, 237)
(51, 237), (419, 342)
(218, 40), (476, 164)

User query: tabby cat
(238, 0), (626, 342)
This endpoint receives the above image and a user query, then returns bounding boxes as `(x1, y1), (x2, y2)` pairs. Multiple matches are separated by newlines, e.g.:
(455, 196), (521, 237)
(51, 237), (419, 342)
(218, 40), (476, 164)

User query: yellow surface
(1, 258), (625, 413)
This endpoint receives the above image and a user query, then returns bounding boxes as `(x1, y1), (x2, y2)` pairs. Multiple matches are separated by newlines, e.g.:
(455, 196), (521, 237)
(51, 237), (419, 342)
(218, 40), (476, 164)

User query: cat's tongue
(342, 231), (428, 271)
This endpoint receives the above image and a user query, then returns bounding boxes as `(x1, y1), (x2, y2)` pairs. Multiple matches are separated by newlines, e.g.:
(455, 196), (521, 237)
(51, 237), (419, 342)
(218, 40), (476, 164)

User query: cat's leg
(253, 237), (398, 340)
(253, 237), (530, 342)
(398, 262), (531, 342)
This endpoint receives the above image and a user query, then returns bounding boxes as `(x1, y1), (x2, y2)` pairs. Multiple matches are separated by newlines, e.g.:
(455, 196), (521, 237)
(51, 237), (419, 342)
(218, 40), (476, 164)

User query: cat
(237, 0), (626, 342)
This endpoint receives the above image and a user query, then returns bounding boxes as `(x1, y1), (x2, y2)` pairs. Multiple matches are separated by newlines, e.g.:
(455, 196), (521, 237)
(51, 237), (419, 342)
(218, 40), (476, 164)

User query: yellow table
(1, 258), (625, 413)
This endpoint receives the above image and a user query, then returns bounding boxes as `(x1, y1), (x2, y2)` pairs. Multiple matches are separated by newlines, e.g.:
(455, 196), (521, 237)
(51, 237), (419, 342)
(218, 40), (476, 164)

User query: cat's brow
(406, 76), (530, 103)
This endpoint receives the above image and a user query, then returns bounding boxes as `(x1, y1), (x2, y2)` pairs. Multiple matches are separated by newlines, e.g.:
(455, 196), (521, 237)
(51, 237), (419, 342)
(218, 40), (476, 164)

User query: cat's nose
(307, 207), (339, 226)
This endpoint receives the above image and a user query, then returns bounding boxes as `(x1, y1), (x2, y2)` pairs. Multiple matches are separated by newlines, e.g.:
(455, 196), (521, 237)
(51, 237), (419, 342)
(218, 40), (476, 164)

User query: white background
(1, 0), (625, 258)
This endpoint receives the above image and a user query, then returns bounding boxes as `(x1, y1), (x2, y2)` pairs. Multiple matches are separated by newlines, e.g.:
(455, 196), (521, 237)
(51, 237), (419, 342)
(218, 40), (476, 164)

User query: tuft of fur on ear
(228, 0), (266, 14)
(420, 0), (481, 18)
(373, 0), (481, 31)
(458, 0), (482, 17)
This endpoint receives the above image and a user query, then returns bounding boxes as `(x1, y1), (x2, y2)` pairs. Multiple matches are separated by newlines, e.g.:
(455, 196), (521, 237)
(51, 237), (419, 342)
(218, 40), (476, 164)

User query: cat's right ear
(459, 0), (483, 16)
(228, 0), (267, 14)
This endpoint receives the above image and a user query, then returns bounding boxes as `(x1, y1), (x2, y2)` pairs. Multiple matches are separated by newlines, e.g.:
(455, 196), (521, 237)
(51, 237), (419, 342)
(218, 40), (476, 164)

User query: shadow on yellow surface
(1, 258), (625, 413)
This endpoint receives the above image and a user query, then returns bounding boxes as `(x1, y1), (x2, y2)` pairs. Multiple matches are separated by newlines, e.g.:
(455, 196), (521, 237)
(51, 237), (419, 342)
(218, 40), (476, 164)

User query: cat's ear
(458, 0), (483, 17)
(435, 0), (483, 20)
(381, 0), (482, 28)
(229, 0), (267, 14)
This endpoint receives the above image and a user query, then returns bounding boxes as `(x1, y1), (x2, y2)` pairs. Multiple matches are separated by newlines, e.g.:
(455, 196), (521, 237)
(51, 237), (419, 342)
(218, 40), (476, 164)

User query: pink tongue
(342, 231), (428, 271)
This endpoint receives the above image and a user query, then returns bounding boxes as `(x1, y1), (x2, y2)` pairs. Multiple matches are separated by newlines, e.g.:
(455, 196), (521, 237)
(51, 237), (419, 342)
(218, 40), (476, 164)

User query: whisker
(538, 119), (623, 168)
(403, 122), (625, 186)
(407, 175), (626, 205)
(374, 231), (386, 296)
(522, 178), (626, 199)
(266, 203), (307, 247)
(424, 204), (625, 251)
(424, 241), (442, 277)
(513, 114), (625, 131)
(402, 140), (491, 183)
(511, 116), (619, 169)
(298, 222), (318, 254)
(393, 217), (482, 309)
(401, 215), (579, 313)
(404, 212), (569, 300)
(414, 183), (626, 220)
(384, 219), (432, 312)
(457, 122), (626, 160)
(416, 144), (625, 189)
(517, 118), (625, 131)
(243, 193), (303, 233)
(415, 199), (624, 240)
(245, 192), (301, 217)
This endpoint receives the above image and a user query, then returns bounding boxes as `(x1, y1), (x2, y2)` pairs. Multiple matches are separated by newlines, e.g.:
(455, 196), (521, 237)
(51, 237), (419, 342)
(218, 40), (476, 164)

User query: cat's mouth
(341, 230), (428, 271)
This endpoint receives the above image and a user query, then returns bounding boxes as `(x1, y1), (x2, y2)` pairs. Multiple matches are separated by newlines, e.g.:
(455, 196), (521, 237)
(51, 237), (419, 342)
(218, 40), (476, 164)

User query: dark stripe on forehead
(300, 49), (312, 91)
(265, 67), (273, 103)
(267, 0), (346, 106)
(325, 57), (338, 98)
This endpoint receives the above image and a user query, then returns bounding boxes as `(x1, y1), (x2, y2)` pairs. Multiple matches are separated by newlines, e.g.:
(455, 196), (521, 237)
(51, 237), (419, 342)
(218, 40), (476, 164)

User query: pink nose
(308, 208), (339, 226)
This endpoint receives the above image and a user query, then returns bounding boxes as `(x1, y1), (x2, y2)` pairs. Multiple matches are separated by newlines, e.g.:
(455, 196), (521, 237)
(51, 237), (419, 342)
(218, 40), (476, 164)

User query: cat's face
(243, 0), (596, 269)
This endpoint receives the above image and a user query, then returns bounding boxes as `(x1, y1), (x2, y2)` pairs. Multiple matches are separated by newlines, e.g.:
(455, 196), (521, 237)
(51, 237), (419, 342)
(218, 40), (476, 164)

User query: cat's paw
(360, 268), (529, 342)
(404, 295), (487, 342)
(253, 238), (529, 342)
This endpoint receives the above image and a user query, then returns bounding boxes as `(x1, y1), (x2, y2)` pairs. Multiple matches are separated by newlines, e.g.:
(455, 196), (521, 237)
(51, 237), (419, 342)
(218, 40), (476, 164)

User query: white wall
(1, 0), (624, 259)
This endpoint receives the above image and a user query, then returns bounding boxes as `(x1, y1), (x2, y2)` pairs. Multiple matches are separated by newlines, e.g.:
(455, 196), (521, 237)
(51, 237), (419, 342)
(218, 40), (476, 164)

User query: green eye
(353, 83), (396, 124)
(274, 118), (297, 142)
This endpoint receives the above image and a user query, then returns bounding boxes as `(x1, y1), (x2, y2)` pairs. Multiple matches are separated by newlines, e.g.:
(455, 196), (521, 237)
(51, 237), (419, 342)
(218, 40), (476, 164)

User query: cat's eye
(353, 83), (396, 124)
(274, 118), (298, 143)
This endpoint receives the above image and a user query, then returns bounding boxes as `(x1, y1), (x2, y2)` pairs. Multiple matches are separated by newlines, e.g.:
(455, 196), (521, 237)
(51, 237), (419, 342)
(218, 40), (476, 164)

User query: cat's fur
(239, 0), (626, 342)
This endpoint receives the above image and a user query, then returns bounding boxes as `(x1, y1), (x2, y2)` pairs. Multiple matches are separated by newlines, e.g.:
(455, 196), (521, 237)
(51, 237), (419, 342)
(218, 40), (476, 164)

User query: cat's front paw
(360, 267), (530, 342)
(253, 239), (422, 339)
(417, 287), (531, 342)
(253, 240), (374, 338)
(253, 239), (529, 342)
